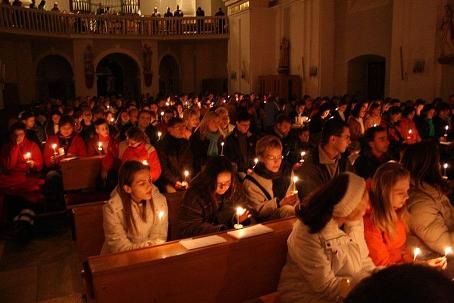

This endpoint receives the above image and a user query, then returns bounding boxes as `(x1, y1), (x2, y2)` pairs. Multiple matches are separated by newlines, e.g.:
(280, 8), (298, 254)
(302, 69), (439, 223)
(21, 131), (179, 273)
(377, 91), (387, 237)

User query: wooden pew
(71, 191), (186, 264)
(85, 217), (296, 303)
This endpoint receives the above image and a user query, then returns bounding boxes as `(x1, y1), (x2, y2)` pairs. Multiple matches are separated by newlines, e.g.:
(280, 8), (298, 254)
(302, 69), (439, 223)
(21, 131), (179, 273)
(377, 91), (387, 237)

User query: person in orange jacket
(120, 127), (161, 182)
(364, 162), (446, 269)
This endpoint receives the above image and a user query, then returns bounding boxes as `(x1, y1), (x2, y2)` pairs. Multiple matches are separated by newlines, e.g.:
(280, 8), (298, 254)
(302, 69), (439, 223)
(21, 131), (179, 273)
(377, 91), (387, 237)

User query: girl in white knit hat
(278, 172), (375, 303)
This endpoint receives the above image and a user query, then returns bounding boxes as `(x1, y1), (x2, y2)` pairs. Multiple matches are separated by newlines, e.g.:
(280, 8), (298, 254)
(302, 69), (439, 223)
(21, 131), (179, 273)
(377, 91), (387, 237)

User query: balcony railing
(0, 6), (228, 39)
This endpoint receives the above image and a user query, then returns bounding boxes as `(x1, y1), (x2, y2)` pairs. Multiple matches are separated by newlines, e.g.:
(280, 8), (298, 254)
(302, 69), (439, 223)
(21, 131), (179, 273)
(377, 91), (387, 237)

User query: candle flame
(51, 143), (57, 149)
(142, 160), (149, 166)
(445, 125), (449, 131)
(408, 129), (413, 134)
(157, 131), (162, 137)
(184, 170), (189, 177)
(221, 141), (225, 146)
(236, 206), (246, 216)
(293, 176), (299, 183)
(444, 163), (449, 169)
(24, 152), (31, 160)
(445, 246), (452, 256)
(158, 210), (165, 220)
(413, 247), (421, 260)
(254, 158), (258, 164)
(160, 111), (164, 116)
(301, 151), (306, 157)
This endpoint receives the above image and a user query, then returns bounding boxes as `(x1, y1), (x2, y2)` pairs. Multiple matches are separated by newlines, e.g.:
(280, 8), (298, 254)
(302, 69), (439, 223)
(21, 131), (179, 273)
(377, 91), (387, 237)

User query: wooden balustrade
(0, 6), (228, 39)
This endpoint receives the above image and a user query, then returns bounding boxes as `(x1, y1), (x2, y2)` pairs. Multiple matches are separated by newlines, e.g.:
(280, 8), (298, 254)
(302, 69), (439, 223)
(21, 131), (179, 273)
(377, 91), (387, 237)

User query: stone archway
(36, 55), (74, 101)
(159, 54), (180, 96)
(96, 53), (140, 99)
(347, 54), (386, 99)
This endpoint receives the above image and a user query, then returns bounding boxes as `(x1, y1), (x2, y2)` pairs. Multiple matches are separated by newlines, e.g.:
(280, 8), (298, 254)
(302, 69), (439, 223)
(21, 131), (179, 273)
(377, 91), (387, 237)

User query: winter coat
(101, 185), (168, 255)
(278, 219), (375, 303)
(407, 182), (454, 256)
(43, 134), (87, 168)
(121, 143), (161, 182)
(224, 129), (256, 173)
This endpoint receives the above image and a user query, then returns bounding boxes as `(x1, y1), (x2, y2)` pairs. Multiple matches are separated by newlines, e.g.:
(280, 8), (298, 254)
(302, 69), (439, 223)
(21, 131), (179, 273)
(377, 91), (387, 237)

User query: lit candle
(160, 111), (164, 120)
(220, 141), (225, 156)
(110, 117), (115, 123)
(234, 206), (246, 230)
(373, 123), (378, 127)
(184, 170), (189, 182)
(253, 158), (259, 169)
(300, 151), (306, 163)
(413, 247), (421, 262)
(97, 141), (103, 152)
(293, 176), (299, 195)
(51, 143), (57, 155)
(443, 163), (448, 179)
(142, 160), (149, 166)
(24, 152), (31, 162)
(444, 125), (449, 137)
(445, 246), (452, 257)
(157, 131), (162, 141)
(106, 105), (110, 109)
(165, 101), (170, 107)
(158, 210), (165, 221)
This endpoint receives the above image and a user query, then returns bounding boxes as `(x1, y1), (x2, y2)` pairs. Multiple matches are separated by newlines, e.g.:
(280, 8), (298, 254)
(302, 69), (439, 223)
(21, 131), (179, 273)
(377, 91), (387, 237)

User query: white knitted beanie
(333, 172), (366, 217)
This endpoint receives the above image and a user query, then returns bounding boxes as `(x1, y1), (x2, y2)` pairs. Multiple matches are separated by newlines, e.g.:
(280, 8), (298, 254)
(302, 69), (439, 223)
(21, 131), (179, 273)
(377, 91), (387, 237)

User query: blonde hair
(197, 110), (220, 139)
(255, 135), (282, 157)
(370, 162), (410, 237)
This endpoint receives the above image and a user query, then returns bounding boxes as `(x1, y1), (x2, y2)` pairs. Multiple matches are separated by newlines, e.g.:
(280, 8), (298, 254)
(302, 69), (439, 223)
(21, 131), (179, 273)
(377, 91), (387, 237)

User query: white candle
(157, 131), (162, 141)
(97, 141), (103, 151)
(300, 151), (306, 163)
(413, 247), (421, 261)
(24, 152), (31, 161)
(51, 143), (57, 155)
(445, 125), (449, 137)
(184, 170), (190, 182)
(234, 206), (246, 230)
(445, 246), (452, 257)
(443, 163), (448, 178)
(220, 141), (225, 156)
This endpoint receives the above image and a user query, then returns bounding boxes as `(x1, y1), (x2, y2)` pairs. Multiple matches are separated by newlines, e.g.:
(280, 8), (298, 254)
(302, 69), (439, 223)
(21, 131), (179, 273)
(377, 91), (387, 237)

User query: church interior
(1, 0), (454, 302)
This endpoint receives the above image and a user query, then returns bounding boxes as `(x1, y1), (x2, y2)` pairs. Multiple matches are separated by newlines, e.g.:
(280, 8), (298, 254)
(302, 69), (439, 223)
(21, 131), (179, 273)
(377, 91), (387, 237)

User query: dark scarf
(254, 162), (292, 202)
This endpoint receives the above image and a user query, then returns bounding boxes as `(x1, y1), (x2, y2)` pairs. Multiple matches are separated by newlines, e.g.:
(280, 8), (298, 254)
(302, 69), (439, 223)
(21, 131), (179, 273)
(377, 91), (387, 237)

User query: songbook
(227, 224), (274, 239)
(179, 235), (227, 250)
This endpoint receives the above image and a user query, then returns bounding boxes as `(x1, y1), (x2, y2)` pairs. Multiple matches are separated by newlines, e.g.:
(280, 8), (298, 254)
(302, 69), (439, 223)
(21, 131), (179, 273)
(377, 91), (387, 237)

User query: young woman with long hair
(177, 156), (250, 238)
(101, 160), (168, 254)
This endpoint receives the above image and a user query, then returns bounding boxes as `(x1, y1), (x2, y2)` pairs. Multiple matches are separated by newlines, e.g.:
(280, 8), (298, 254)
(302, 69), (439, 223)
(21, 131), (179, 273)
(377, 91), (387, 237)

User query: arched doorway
(36, 55), (74, 101)
(96, 53), (140, 99)
(347, 55), (386, 99)
(159, 55), (180, 96)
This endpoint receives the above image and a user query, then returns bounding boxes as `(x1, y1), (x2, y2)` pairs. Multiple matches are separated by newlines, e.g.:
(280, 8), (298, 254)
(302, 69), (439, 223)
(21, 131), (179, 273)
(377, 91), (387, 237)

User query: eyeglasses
(263, 154), (283, 161)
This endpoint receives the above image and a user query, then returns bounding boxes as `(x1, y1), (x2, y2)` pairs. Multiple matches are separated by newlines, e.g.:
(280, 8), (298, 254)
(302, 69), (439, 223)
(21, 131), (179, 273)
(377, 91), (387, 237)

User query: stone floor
(0, 214), (83, 303)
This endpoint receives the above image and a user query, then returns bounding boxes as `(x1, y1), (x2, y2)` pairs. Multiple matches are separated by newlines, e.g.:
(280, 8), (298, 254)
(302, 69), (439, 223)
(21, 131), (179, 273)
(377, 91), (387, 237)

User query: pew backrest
(61, 156), (103, 191)
(86, 217), (296, 303)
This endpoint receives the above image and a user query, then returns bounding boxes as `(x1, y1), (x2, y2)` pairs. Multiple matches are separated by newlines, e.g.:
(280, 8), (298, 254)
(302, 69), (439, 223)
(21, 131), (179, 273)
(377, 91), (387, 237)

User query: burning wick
(234, 206), (246, 230)
(184, 170), (189, 182)
(300, 151), (306, 163)
(220, 141), (225, 156)
(110, 117), (115, 123)
(445, 125), (449, 137)
(97, 142), (103, 151)
(253, 158), (259, 169)
(443, 163), (448, 179)
(142, 160), (149, 166)
(158, 210), (165, 221)
(24, 152), (31, 162)
(51, 143), (58, 155)
(293, 176), (299, 195)
(445, 246), (452, 257)
(157, 131), (162, 141)
(413, 247), (421, 262)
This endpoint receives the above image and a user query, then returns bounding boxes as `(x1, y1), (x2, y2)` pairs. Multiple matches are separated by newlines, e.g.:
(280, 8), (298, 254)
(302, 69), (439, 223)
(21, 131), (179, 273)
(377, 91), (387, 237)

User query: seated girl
(364, 162), (446, 269)
(278, 172), (375, 303)
(101, 160), (168, 254)
(120, 127), (161, 182)
(402, 142), (454, 257)
(243, 135), (297, 222)
(177, 156), (250, 238)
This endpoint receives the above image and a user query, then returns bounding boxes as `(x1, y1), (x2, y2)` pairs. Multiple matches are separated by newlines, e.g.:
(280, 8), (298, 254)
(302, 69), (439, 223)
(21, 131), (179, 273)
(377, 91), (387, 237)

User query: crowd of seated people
(0, 92), (453, 300)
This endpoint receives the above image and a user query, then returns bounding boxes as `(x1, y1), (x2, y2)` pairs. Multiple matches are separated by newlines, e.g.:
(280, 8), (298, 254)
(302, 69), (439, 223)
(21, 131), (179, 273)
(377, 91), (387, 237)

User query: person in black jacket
(224, 111), (256, 177)
(354, 126), (392, 180)
(156, 118), (193, 193)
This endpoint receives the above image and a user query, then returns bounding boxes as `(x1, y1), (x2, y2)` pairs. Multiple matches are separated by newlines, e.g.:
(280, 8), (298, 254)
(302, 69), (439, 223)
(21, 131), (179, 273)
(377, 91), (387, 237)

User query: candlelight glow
(221, 141), (224, 146)
(51, 143), (57, 150)
(158, 211), (165, 220)
(408, 129), (413, 134)
(142, 160), (149, 166)
(445, 125), (449, 131)
(445, 246), (452, 256)
(157, 131), (162, 139)
(444, 163), (449, 169)
(184, 170), (189, 178)
(293, 176), (299, 184)
(413, 247), (421, 261)
(97, 142), (103, 151)
(254, 158), (258, 164)
(160, 111), (164, 116)
(301, 151), (306, 157)
(236, 206), (246, 216)
(24, 152), (31, 160)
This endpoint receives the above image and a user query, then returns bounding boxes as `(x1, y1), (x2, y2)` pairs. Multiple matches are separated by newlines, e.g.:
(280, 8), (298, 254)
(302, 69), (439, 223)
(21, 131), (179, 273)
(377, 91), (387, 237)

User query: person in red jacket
(364, 162), (445, 269)
(120, 127), (161, 182)
(87, 118), (119, 189)
(399, 105), (421, 145)
(43, 116), (87, 168)
(0, 122), (44, 221)
(42, 116), (87, 209)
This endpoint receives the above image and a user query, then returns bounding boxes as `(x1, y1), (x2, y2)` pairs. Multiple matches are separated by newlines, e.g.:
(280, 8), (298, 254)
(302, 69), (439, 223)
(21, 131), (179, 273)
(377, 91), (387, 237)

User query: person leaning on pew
(278, 172), (375, 303)
(177, 156), (251, 238)
(101, 160), (168, 255)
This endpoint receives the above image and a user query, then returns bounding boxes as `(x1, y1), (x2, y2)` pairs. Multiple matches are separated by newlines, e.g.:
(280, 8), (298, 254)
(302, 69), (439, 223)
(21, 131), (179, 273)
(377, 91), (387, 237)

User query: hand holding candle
(51, 143), (57, 155)
(181, 170), (190, 188)
(413, 247), (421, 262)
(234, 206), (247, 230)
(97, 141), (103, 152)
(300, 151), (306, 164)
(253, 158), (258, 169)
(157, 131), (162, 141)
(292, 176), (299, 195)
